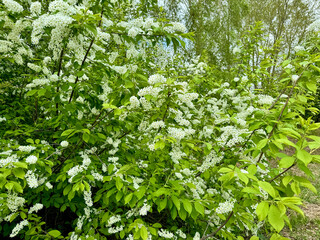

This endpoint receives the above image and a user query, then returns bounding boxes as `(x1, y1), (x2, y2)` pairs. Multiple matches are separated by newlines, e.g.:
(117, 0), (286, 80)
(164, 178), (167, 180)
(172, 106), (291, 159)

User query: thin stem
(68, 39), (94, 103)
(68, 8), (104, 103)
(56, 48), (64, 116)
(269, 163), (295, 183)
(257, 68), (307, 164)
(200, 211), (234, 240)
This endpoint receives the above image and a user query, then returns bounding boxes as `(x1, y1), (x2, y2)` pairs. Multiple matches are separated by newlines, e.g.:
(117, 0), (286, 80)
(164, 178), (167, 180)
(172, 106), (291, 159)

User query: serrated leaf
(256, 201), (269, 221)
(258, 181), (276, 198)
(279, 157), (295, 168)
(256, 139), (268, 150)
(171, 196), (180, 210)
(268, 205), (284, 232)
(181, 199), (192, 215)
(194, 201), (204, 216)
(125, 193), (133, 204)
(296, 149), (312, 165)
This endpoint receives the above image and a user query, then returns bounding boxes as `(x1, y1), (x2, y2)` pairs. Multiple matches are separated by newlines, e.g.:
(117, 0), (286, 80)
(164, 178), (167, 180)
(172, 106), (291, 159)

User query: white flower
(148, 74), (166, 85)
(3, 0), (24, 13)
(28, 203), (43, 214)
(84, 188), (93, 207)
(25, 170), (39, 188)
(129, 96), (140, 108)
(60, 141), (69, 147)
(107, 215), (121, 226)
(0, 116), (7, 122)
(139, 203), (151, 216)
(216, 200), (235, 214)
(18, 146), (36, 153)
(30, 2), (41, 15)
(193, 232), (200, 240)
(10, 219), (28, 238)
(291, 74), (299, 83)
(233, 47), (241, 54)
(257, 94), (274, 105)
(158, 229), (174, 238)
(45, 182), (53, 189)
(128, 27), (142, 38)
(26, 155), (38, 164)
(7, 192), (25, 212)
(294, 45), (305, 52)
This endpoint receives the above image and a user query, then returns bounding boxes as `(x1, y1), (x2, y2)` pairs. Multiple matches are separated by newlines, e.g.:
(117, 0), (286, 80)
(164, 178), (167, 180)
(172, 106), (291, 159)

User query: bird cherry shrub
(1, 0), (320, 240)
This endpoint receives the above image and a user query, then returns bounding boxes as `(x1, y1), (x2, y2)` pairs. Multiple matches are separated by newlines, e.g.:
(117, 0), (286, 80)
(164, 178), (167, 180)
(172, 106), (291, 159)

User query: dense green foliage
(1, 0), (320, 240)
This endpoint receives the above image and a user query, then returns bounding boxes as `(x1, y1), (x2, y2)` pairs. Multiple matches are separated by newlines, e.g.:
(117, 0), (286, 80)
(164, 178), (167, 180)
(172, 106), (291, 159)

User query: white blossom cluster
(30, 2), (41, 15)
(148, 74), (166, 85)
(107, 215), (121, 226)
(18, 145), (36, 152)
(139, 202), (151, 216)
(257, 94), (274, 105)
(28, 203), (43, 214)
(158, 229), (174, 238)
(26, 155), (38, 164)
(0, 153), (19, 168)
(10, 219), (28, 238)
(216, 199), (236, 214)
(7, 192), (25, 212)
(163, 22), (186, 33)
(67, 153), (91, 182)
(83, 187), (93, 207)
(198, 151), (223, 172)
(25, 170), (39, 188)
(138, 86), (162, 98)
(3, 0), (24, 13)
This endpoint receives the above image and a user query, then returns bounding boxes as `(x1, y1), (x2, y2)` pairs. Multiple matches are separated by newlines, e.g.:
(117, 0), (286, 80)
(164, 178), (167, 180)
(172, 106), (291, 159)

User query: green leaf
(284, 203), (304, 217)
(125, 80), (134, 88)
(48, 230), (61, 237)
(256, 139), (268, 150)
(115, 177), (123, 190)
(296, 149), (312, 165)
(194, 201), (205, 216)
(178, 205), (187, 220)
(171, 196), (180, 211)
(282, 176), (293, 187)
(154, 140), (165, 150)
(82, 132), (90, 143)
(151, 223), (161, 229)
(268, 205), (284, 232)
(256, 201), (269, 221)
(153, 188), (168, 197)
(250, 236), (259, 240)
(12, 168), (25, 179)
(306, 82), (317, 93)
(125, 193), (133, 204)
(258, 181), (276, 198)
(181, 199), (192, 215)
(279, 157), (295, 168)
(61, 129), (75, 137)
(140, 226), (148, 240)
(26, 89), (37, 97)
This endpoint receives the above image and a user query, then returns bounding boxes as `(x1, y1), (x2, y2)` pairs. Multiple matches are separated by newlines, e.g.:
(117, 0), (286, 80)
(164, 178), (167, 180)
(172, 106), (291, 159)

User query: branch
(200, 211), (234, 240)
(56, 48), (64, 116)
(68, 39), (95, 103)
(257, 68), (307, 164)
(269, 163), (295, 183)
(68, 8), (104, 103)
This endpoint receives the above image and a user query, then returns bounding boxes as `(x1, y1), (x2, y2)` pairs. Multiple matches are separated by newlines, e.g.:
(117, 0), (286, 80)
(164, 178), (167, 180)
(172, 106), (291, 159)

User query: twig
(257, 68), (307, 164)
(269, 163), (295, 183)
(68, 8), (104, 103)
(200, 211), (234, 240)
